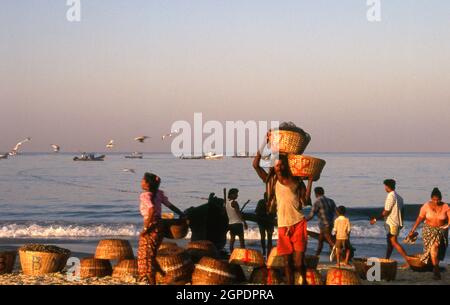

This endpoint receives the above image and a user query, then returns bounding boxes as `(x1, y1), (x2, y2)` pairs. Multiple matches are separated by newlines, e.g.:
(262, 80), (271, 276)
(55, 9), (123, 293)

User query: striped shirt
(307, 196), (336, 229)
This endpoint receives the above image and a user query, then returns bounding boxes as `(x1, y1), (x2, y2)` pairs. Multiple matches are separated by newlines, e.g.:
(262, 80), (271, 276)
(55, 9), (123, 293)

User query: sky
(1, 0), (450, 153)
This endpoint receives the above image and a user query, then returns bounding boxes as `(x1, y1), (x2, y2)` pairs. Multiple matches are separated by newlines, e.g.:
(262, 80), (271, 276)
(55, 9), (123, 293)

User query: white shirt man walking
(370, 179), (410, 265)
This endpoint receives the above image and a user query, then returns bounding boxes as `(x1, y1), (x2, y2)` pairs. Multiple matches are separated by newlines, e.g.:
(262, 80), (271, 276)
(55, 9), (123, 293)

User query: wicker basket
(112, 259), (138, 279)
(250, 267), (283, 285)
(268, 130), (311, 154)
(295, 269), (324, 285)
(229, 248), (265, 267)
(229, 263), (247, 283)
(156, 247), (193, 285)
(267, 249), (318, 270)
(80, 257), (112, 279)
(326, 268), (361, 285)
(187, 241), (219, 263)
(266, 248), (286, 269)
(192, 257), (235, 285)
(288, 155), (326, 181)
(162, 219), (189, 240)
(406, 254), (433, 272)
(0, 251), (17, 274)
(353, 257), (397, 281)
(159, 242), (179, 251)
(19, 244), (71, 276)
(94, 239), (134, 261)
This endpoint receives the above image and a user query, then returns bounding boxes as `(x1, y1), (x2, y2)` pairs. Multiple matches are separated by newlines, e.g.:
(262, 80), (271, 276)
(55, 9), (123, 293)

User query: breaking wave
(0, 221), (414, 240)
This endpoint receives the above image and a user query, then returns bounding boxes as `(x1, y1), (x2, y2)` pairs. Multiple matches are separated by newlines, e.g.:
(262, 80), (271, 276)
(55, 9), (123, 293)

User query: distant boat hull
(124, 155), (143, 159)
(73, 155), (105, 161)
(180, 156), (203, 160)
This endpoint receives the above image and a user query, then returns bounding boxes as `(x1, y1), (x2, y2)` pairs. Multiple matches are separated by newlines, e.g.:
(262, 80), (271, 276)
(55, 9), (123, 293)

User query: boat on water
(73, 153), (105, 161)
(204, 152), (224, 160)
(0, 153), (8, 160)
(232, 151), (256, 158)
(179, 154), (203, 160)
(179, 152), (224, 160)
(125, 152), (143, 159)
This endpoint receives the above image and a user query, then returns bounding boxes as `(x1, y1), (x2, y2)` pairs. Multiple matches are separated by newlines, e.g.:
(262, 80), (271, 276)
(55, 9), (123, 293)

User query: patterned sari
(420, 223), (448, 264)
(137, 222), (163, 284)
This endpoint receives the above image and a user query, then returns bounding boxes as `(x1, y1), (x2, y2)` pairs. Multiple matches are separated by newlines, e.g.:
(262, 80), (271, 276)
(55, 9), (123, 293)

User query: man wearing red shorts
(254, 151), (313, 284)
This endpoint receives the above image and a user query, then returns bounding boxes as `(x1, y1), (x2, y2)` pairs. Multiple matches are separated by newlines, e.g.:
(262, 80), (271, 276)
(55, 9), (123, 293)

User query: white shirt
(384, 191), (404, 227)
(226, 200), (243, 225)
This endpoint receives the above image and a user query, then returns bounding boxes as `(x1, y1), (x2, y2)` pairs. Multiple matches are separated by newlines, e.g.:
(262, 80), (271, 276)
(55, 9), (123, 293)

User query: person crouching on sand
(370, 179), (410, 266)
(333, 206), (351, 267)
(137, 172), (185, 284)
(226, 188), (248, 253)
(253, 145), (314, 285)
(408, 188), (449, 280)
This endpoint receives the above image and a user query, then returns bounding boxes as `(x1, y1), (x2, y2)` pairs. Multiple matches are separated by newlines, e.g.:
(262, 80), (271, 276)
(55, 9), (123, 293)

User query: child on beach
(332, 206), (351, 267)
(137, 172), (184, 284)
(226, 188), (248, 253)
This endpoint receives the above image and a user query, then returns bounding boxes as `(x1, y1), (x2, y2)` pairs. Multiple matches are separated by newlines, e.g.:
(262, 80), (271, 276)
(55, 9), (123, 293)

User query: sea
(1, 152), (449, 263)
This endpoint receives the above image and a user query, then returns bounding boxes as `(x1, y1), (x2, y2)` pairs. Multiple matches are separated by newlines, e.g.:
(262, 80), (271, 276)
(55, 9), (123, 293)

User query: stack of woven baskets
(267, 248), (319, 270)
(268, 124), (326, 181)
(84, 239), (135, 280)
(157, 247), (194, 285)
(228, 248), (277, 285)
(266, 248), (323, 284)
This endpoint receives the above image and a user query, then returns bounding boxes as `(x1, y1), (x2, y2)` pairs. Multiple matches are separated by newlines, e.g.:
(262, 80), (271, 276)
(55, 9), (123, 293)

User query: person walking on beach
(370, 179), (409, 264)
(255, 192), (276, 257)
(305, 187), (336, 256)
(226, 188), (248, 253)
(253, 147), (313, 285)
(408, 188), (449, 280)
(332, 206), (351, 266)
(137, 172), (185, 284)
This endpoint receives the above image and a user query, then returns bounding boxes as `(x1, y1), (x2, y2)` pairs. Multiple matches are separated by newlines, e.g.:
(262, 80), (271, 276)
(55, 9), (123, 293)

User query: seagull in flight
(51, 144), (60, 153)
(9, 137), (31, 156)
(122, 168), (136, 174)
(134, 136), (150, 143)
(106, 140), (115, 149)
(162, 129), (180, 140)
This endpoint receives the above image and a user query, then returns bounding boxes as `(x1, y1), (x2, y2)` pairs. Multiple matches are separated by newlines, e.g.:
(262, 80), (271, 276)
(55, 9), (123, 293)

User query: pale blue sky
(1, 1), (449, 152)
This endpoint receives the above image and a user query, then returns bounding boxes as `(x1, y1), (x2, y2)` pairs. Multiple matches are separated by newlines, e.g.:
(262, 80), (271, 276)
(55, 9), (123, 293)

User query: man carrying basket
(253, 127), (314, 285)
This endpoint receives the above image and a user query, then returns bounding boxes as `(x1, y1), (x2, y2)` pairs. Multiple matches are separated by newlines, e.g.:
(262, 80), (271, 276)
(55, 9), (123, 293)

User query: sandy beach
(1, 262), (448, 285)
(1, 237), (448, 285)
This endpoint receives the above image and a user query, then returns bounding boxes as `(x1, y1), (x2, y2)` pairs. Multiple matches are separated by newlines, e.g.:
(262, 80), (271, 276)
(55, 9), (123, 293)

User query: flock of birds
(0, 130), (182, 173)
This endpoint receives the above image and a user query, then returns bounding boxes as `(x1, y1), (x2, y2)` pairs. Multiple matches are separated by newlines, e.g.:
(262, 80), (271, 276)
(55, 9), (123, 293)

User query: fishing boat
(0, 153), (8, 160)
(179, 154), (203, 160)
(73, 153), (105, 161)
(125, 152), (143, 159)
(204, 152), (224, 160)
(232, 151), (256, 158)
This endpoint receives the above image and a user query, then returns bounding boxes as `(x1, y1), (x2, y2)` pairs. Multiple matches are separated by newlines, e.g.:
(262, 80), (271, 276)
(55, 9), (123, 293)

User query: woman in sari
(137, 172), (184, 284)
(408, 188), (449, 280)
